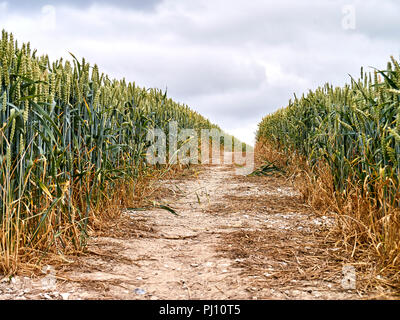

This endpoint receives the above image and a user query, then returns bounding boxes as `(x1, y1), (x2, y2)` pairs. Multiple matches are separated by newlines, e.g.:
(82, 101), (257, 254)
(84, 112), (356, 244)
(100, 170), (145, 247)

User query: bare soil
(0, 153), (394, 300)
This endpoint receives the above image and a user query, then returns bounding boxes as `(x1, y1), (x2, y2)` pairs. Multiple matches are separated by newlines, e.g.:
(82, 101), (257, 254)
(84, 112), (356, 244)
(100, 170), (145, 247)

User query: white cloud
(0, 1), (8, 15)
(1, 0), (400, 146)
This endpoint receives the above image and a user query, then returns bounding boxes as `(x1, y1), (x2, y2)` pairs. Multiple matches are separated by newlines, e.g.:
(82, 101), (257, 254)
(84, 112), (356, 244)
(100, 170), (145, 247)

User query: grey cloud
(1, 0), (399, 145)
(152, 1), (345, 47)
(5, 0), (160, 11)
(353, 0), (400, 41)
(129, 53), (266, 98)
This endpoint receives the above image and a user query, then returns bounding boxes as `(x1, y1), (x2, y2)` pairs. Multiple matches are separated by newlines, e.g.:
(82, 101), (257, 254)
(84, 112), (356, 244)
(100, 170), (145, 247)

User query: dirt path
(0, 153), (386, 300)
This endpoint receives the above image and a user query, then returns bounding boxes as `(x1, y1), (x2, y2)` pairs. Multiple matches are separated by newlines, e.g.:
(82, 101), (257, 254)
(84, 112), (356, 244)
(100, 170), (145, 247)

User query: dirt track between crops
(0, 152), (391, 300)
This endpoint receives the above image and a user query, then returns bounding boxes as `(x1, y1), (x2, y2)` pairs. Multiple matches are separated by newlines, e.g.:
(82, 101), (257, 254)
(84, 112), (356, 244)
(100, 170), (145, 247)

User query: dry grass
(216, 228), (395, 299)
(1, 163), (194, 278)
(218, 228), (341, 283)
(255, 140), (400, 295)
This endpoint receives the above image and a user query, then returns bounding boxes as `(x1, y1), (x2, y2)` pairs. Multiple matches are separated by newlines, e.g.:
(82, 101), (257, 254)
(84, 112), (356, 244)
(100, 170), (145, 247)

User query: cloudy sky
(0, 0), (399, 145)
